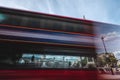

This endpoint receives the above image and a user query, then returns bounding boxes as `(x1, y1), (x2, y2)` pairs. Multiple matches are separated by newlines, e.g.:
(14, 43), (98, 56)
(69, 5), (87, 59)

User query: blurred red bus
(0, 7), (97, 80)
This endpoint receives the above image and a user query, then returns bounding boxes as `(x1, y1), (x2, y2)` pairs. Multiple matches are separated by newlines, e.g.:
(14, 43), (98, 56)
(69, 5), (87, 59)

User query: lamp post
(101, 36), (107, 54)
(101, 36), (109, 67)
(101, 36), (114, 75)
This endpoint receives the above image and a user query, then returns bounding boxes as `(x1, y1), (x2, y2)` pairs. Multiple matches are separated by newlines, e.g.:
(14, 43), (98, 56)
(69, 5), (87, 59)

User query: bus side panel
(0, 70), (98, 80)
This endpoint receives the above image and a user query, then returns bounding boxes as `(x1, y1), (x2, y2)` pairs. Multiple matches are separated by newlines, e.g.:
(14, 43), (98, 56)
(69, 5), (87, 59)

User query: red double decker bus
(0, 7), (97, 80)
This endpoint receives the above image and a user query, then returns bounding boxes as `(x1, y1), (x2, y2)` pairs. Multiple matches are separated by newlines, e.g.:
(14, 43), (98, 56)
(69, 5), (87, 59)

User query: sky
(95, 23), (120, 53)
(0, 0), (120, 25)
(0, 0), (120, 58)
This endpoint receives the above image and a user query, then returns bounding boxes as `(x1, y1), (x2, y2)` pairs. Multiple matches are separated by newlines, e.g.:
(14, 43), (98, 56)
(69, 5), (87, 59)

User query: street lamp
(101, 36), (114, 75)
(101, 36), (109, 66)
(101, 36), (108, 54)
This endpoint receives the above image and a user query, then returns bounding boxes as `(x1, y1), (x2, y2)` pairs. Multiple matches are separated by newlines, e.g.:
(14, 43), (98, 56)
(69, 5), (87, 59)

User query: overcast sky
(1, 0), (120, 56)
(0, 0), (120, 25)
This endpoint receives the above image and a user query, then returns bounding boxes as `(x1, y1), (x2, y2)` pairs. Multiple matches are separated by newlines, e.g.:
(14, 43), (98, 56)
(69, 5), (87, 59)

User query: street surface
(98, 74), (120, 80)
(97, 68), (120, 80)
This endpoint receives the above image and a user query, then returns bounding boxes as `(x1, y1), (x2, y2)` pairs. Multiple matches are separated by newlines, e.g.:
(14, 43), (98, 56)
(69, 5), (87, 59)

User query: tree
(97, 53), (117, 67)
(97, 56), (106, 67)
(108, 53), (117, 67)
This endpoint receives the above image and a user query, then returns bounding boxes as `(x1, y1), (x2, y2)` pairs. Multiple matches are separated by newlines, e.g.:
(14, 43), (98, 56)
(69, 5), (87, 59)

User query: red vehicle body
(0, 7), (98, 80)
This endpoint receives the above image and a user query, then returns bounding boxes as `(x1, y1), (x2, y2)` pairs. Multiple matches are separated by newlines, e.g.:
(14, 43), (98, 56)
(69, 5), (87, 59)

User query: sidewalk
(98, 74), (120, 80)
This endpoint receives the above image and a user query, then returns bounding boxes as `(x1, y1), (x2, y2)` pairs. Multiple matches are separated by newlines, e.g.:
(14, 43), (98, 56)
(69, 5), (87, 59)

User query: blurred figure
(69, 61), (71, 68)
(31, 55), (35, 63)
(19, 58), (25, 64)
(41, 61), (48, 68)
(111, 66), (114, 75)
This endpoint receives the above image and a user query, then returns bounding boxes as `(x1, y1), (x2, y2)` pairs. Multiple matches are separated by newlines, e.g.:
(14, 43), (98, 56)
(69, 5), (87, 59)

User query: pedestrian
(111, 66), (114, 75)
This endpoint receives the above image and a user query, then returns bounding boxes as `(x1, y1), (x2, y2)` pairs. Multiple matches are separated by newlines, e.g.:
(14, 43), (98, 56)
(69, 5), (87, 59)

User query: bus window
(0, 52), (96, 69)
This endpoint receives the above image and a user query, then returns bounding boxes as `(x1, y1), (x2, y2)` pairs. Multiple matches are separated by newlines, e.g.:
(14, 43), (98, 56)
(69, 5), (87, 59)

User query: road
(98, 74), (120, 80)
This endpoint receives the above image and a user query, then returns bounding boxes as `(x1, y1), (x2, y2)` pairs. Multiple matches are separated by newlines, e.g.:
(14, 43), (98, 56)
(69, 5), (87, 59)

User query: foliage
(108, 54), (117, 67)
(97, 53), (117, 67)
(81, 57), (87, 67)
(97, 55), (106, 67)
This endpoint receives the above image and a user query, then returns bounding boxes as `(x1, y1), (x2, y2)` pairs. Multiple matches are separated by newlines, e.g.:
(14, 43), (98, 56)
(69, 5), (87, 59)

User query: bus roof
(0, 7), (93, 25)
